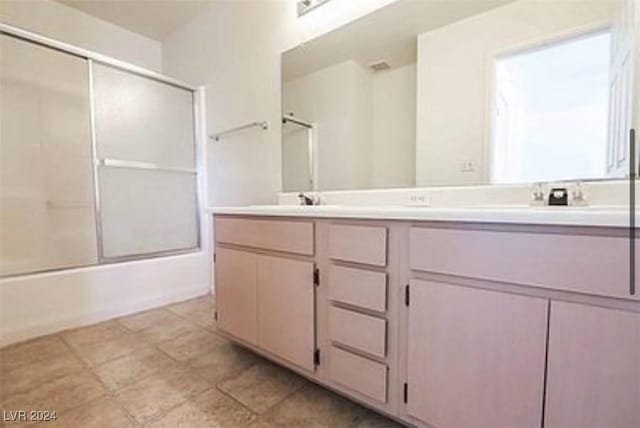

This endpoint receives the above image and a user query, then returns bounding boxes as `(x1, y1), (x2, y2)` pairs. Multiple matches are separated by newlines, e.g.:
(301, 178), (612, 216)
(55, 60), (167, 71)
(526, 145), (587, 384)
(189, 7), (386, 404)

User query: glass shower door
(91, 63), (199, 260)
(0, 34), (97, 276)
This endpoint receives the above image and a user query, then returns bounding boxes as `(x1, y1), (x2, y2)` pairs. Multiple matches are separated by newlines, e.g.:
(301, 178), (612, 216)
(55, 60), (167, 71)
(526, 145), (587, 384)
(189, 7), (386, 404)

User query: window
(491, 30), (611, 184)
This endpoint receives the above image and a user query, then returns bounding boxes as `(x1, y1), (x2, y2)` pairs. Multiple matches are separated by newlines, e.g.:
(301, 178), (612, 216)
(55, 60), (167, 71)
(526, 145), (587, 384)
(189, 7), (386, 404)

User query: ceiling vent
(368, 60), (390, 71)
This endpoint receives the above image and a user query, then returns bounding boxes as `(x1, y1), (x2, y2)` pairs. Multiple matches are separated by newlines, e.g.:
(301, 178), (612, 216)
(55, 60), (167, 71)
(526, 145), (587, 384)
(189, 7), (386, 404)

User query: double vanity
(211, 203), (639, 428)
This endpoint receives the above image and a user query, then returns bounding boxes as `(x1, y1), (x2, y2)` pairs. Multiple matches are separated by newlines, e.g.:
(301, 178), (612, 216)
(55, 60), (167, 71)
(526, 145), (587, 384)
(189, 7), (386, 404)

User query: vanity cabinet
(214, 217), (316, 372)
(544, 302), (640, 428)
(405, 280), (548, 428)
(214, 214), (639, 428)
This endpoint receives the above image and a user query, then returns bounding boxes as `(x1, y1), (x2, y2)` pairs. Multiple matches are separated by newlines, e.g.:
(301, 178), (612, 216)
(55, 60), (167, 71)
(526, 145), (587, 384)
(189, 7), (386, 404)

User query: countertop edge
(207, 206), (639, 229)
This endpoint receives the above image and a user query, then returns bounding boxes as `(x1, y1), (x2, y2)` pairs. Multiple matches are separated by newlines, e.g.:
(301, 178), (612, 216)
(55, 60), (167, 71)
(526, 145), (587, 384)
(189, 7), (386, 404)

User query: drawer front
(215, 217), (313, 255)
(328, 265), (387, 312)
(329, 346), (387, 403)
(409, 227), (639, 300)
(329, 224), (387, 266)
(328, 306), (386, 358)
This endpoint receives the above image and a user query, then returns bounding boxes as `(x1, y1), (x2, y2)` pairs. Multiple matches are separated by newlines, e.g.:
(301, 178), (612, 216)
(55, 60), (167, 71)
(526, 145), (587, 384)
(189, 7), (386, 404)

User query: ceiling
(283, 0), (515, 82)
(56, 0), (212, 41)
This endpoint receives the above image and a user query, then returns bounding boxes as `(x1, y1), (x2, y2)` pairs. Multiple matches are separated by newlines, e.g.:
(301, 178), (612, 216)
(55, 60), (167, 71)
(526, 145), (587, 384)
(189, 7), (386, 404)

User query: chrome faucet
(298, 192), (319, 206)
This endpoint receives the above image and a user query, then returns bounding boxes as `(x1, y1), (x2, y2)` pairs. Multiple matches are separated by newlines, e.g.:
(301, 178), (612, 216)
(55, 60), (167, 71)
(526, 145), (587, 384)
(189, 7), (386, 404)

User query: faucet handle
(531, 182), (546, 206)
(570, 181), (588, 206)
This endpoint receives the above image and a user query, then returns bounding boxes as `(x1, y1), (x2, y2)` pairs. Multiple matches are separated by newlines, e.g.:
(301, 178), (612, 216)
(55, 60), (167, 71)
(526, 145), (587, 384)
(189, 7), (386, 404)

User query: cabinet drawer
(329, 346), (387, 403)
(328, 306), (386, 358)
(328, 265), (387, 312)
(409, 227), (639, 300)
(215, 217), (313, 255)
(329, 224), (387, 266)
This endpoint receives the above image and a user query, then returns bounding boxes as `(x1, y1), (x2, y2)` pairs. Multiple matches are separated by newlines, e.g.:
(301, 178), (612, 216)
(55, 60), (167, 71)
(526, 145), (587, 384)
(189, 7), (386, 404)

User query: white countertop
(208, 205), (639, 228)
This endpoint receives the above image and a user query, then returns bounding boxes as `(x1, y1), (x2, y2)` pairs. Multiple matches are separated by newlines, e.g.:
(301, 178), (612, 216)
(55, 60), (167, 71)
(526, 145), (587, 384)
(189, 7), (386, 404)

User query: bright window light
(491, 30), (611, 184)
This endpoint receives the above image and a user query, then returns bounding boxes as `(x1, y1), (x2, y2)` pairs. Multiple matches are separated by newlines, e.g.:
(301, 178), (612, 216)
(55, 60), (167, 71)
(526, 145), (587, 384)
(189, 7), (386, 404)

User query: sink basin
(248, 204), (341, 210)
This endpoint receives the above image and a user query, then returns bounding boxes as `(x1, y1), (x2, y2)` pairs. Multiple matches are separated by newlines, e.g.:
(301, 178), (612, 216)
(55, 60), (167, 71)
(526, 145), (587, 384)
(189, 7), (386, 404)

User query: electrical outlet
(460, 160), (475, 172)
(408, 193), (431, 206)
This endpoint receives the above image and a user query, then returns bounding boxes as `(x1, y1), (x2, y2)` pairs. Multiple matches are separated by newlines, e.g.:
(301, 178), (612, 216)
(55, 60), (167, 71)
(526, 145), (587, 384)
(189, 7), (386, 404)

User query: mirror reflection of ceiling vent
(368, 60), (390, 71)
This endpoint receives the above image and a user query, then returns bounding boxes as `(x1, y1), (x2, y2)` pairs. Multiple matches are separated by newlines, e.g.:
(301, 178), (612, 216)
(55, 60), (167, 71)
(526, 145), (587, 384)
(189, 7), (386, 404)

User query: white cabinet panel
(258, 256), (315, 371)
(545, 302), (640, 428)
(407, 280), (547, 428)
(215, 248), (258, 345)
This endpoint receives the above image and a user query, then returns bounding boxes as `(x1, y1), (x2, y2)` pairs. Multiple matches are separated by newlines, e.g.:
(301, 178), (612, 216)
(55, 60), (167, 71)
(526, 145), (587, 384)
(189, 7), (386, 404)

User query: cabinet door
(258, 255), (315, 371)
(545, 302), (640, 428)
(215, 248), (258, 345)
(407, 280), (548, 428)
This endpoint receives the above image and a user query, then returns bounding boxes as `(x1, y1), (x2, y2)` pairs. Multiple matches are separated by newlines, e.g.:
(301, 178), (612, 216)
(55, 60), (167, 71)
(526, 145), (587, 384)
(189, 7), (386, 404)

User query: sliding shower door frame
(0, 23), (203, 272)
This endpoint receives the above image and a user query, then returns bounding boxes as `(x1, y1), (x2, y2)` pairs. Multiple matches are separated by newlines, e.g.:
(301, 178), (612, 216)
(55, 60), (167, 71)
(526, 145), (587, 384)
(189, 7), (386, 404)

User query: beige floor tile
(0, 336), (70, 374)
(61, 321), (132, 348)
(156, 328), (224, 362)
(2, 371), (106, 417)
(189, 340), (263, 384)
(114, 368), (212, 424)
(3, 296), (403, 428)
(118, 309), (198, 342)
(118, 309), (177, 331)
(354, 411), (406, 428)
(166, 295), (214, 316)
(184, 309), (217, 331)
(145, 387), (255, 428)
(218, 361), (307, 414)
(248, 384), (370, 428)
(34, 396), (137, 428)
(1, 353), (85, 398)
(68, 333), (148, 367)
(166, 296), (216, 331)
(93, 347), (181, 391)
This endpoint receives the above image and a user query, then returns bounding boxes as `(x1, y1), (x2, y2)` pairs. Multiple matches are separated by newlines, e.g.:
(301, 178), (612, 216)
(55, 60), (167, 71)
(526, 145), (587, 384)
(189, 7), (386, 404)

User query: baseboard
(0, 283), (213, 347)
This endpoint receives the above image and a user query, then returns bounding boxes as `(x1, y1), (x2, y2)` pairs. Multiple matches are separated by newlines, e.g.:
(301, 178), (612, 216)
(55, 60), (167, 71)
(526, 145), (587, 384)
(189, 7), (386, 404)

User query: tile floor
(0, 295), (403, 427)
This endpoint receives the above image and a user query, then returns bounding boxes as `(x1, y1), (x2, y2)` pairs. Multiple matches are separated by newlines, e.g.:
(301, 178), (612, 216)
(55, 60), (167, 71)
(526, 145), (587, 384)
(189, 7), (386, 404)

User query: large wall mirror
(281, 0), (639, 192)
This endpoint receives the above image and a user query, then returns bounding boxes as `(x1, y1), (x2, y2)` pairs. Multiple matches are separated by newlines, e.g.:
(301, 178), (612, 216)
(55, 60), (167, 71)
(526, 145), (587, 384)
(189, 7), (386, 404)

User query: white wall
(0, 0), (162, 71)
(0, 0), (209, 346)
(415, 0), (617, 186)
(162, 0), (398, 205)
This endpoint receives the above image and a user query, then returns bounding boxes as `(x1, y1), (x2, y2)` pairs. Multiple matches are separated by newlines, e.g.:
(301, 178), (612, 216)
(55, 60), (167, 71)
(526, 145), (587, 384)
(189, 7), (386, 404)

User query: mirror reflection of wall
(282, 115), (314, 192)
(416, 0), (630, 187)
(281, 0), (638, 193)
(283, 59), (416, 191)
